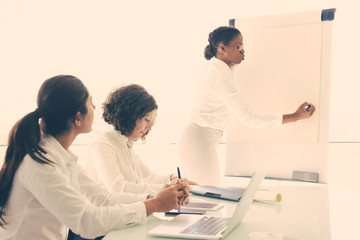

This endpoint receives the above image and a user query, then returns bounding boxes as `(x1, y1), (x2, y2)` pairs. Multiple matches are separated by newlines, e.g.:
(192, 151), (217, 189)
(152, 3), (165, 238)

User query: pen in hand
(176, 167), (187, 206)
(177, 166), (181, 179)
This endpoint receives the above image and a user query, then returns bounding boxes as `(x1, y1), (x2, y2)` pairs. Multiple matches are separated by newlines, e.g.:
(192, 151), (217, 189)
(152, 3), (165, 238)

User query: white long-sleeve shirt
(0, 135), (147, 240)
(192, 57), (282, 130)
(87, 130), (171, 194)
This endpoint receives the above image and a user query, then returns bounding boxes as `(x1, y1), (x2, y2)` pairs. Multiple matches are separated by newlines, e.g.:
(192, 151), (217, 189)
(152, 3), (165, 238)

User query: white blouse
(0, 135), (147, 240)
(192, 57), (282, 130)
(87, 130), (171, 194)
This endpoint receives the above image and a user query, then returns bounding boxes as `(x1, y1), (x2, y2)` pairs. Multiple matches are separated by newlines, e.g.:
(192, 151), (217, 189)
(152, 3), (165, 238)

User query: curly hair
(102, 84), (158, 136)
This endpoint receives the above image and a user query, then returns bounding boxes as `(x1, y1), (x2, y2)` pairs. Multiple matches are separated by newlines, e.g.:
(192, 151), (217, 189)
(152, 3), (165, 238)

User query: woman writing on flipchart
(178, 26), (316, 186)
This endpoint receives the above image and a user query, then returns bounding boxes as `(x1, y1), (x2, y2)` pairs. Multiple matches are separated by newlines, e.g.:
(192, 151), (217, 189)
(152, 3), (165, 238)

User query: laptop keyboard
(180, 216), (231, 236)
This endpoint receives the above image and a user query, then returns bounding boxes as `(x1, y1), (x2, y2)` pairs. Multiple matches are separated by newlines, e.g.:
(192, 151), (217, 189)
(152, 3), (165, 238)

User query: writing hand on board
(295, 102), (316, 120)
(282, 102), (315, 124)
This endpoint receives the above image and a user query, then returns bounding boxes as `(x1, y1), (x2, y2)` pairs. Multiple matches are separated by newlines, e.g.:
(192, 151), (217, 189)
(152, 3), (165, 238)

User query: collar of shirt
(41, 135), (80, 188)
(110, 129), (133, 148)
(41, 134), (78, 165)
(210, 57), (232, 73)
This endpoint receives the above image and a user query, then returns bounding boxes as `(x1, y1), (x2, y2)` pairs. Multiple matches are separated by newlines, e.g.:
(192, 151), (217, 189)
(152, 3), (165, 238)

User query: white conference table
(104, 177), (331, 240)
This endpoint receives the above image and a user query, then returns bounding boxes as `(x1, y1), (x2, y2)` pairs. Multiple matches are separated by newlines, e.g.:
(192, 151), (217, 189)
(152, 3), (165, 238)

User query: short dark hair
(204, 26), (241, 60)
(103, 84), (158, 136)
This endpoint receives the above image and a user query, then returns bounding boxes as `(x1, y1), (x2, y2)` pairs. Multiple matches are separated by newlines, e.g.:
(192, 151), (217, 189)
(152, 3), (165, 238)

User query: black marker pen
(177, 167), (181, 179)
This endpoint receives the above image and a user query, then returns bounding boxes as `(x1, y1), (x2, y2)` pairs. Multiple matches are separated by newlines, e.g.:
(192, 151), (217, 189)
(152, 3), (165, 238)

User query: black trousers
(67, 230), (104, 240)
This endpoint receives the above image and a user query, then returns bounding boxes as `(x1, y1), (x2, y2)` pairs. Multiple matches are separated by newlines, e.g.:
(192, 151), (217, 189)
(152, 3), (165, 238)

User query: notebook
(148, 170), (266, 239)
(190, 185), (245, 201)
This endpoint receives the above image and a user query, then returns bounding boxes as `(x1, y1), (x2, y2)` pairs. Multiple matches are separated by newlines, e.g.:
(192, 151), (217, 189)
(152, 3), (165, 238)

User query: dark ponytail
(0, 75), (89, 227)
(0, 111), (47, 227)
(204, 26), (241, 60)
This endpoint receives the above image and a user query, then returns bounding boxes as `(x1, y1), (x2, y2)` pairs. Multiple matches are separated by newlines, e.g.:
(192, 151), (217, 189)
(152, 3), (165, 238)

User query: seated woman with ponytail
(0, 75), (189, 240)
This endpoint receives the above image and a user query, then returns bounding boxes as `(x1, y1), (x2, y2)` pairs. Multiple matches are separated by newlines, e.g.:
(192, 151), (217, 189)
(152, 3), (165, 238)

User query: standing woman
(178, 26), (315, 185)
(0, 75), (188, 240)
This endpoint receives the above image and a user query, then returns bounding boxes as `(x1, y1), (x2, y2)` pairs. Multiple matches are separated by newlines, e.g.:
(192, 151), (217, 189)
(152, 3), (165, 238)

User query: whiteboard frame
(225, 10), (334, 183)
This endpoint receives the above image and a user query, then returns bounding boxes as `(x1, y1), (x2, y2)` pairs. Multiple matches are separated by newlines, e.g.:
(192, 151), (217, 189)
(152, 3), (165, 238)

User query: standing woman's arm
(282, 102), (315, 124)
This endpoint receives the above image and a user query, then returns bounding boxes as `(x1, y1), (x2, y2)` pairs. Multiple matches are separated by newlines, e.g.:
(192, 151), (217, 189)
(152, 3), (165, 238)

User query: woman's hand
(168, 179), (191, 206)
(283, 102), (315, 124)
(144, 182), (189, 216)
(180, 178), (199, 186)
(170, 175), (199, 186)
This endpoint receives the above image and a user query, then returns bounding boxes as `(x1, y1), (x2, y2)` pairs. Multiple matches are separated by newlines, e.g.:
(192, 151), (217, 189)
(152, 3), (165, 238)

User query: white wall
(0, 3), (358, 238)
(1, 0), (358, 145)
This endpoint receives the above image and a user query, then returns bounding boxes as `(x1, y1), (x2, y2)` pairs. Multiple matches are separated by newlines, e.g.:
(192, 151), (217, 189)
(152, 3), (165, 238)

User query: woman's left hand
(170, 176), (199, 186)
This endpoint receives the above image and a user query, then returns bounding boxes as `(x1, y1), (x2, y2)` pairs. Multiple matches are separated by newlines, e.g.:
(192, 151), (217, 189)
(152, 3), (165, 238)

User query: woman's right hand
(282, 102), (315, 124)
(144, 182), (189, 216)
(293, 102), (316, 120)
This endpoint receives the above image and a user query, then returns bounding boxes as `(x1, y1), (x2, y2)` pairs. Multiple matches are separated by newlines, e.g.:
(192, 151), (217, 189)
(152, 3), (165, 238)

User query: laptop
(148, 170), (266, 239)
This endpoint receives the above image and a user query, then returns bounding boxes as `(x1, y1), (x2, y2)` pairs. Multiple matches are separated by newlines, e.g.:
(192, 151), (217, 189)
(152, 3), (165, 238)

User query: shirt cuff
(276, 114), (284, 127)
(125, 201), (148, 227)
(138, 193), (148, 201)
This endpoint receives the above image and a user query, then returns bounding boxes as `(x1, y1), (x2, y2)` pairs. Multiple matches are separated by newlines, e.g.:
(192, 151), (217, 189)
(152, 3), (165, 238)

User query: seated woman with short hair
(86, 84), (196, 195)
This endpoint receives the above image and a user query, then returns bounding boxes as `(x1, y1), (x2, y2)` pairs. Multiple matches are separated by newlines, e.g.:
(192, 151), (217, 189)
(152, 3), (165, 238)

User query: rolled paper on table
(255, 191), (282, 202)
